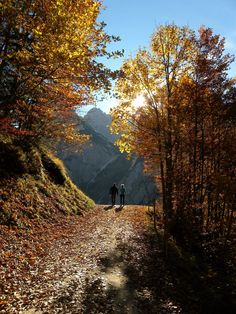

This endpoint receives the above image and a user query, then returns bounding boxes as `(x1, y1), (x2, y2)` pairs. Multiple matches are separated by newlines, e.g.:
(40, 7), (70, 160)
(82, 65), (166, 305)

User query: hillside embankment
(0, 139), (94, 228)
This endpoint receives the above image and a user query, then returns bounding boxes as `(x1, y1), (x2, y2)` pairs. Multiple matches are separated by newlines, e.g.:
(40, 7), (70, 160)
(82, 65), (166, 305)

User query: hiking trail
(1, 205), (198, 314)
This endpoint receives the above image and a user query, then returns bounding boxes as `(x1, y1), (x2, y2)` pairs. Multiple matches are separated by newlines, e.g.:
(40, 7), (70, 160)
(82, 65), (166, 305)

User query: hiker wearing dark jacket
(109, 183), (118, 206)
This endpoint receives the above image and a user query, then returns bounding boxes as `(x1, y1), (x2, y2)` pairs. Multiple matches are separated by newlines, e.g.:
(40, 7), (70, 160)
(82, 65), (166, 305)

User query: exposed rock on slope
(59, 108), (158, 204)
(83, 107), (117, 143)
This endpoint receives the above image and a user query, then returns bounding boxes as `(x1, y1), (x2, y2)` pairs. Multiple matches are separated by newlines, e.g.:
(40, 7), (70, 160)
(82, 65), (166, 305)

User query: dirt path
(1, 205), (194, 314)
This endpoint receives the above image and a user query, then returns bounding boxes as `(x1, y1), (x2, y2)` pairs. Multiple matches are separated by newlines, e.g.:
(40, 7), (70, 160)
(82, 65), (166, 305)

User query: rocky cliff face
(59, 108), (158, 204)
(83, 107), (117, 143)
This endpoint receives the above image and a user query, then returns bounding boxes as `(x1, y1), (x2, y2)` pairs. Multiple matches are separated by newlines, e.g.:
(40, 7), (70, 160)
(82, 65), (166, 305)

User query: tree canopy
(111, 24), (236, 249)
(0, 0), (120, 143)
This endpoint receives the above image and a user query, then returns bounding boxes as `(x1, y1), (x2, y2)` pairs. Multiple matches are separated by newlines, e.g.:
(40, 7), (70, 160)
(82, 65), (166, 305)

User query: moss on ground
(0, 140), (94, 227)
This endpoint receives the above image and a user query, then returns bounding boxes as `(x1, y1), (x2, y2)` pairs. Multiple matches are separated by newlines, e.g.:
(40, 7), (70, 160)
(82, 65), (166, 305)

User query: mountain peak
(86, 107), (107, 118)
(84, 107), (116, 143)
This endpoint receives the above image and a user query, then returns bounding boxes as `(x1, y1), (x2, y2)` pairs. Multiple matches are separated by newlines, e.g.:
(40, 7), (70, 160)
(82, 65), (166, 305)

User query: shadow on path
(47, 208), (234, 314)
(115, 205), (123, 212)
(103, 205), (113, 210)
(80, 232), (198, 314)
(80, 234), (234, 314)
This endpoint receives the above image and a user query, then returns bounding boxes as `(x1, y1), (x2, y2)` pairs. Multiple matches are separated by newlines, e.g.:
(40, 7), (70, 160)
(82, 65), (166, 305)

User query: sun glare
(132, 94), (146, 108)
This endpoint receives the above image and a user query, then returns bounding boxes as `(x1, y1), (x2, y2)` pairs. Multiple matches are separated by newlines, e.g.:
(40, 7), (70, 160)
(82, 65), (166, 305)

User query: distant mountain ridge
(58, 108), (158, 204)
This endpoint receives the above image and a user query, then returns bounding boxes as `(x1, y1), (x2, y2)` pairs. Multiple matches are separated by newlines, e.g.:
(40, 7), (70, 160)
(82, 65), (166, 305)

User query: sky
(84, 0), (236, 114)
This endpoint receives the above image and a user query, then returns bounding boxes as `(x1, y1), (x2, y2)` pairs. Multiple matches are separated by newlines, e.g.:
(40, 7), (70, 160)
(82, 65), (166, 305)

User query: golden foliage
(111, 24), (236, 246)
(0, 0), (119, 143)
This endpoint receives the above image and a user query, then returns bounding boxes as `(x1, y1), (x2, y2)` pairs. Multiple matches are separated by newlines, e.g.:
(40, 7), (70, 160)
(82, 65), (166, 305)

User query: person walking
(109, 183), (118, 206)
(120, 184), (126, 206)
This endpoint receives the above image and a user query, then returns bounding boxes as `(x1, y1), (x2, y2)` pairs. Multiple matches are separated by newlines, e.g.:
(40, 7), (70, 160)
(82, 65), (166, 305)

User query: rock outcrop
(59, 108), (158, 204)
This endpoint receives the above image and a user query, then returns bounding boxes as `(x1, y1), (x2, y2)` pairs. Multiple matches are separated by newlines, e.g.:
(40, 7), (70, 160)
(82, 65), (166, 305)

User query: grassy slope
(0, 139), (94, 227)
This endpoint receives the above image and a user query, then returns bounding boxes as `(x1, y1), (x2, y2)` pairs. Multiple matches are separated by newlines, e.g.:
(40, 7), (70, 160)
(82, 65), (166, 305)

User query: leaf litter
(0, 205), (190, 313)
